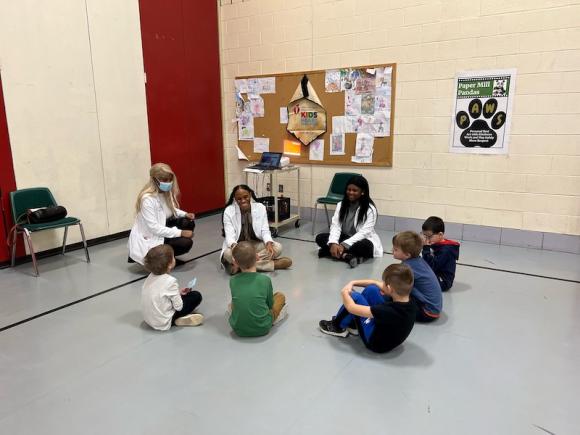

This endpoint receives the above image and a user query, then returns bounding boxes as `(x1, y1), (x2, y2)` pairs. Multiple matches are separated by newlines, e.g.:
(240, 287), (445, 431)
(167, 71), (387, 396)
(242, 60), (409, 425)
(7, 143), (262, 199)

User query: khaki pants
(222, 240), (283, 272)
(270, 292), (286, 321)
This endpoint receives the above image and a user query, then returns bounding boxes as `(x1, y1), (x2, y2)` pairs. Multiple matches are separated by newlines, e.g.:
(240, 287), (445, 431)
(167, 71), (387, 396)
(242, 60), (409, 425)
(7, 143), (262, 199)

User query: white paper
(325, 69), (341, 92)
(253, 137), (269, 153)
(249, 95), (264, 117)
(238, 111), (254, 140)
(355, 133), (374, 157)
(351, 155), (373, 164)
(332, 116), (346, 134)
(259, 77), (276, 94)
(236, 146), (249, 161)
(235, 79), (248, 93)
(345, 90), (362, 116)
(372, 111), (390, 137)
(247, 78), (261, 94)
(280, 107), (288, 123)
(309, 139), (324, 161)
(330, 134), (345, 155)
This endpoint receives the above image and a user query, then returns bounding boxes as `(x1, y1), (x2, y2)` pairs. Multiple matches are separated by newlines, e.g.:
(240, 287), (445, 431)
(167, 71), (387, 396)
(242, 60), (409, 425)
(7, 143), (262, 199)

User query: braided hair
(221, 185), (259, 236)
(338, 175), (375, 227)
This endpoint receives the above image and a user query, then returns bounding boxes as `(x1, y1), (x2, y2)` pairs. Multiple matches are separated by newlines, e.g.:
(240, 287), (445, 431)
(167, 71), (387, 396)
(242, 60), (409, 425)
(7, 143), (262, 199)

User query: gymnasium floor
(1, 214), (579, 435)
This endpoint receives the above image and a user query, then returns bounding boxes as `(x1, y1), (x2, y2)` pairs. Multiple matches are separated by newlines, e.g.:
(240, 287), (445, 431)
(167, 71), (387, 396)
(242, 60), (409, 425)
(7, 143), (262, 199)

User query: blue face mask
(157, 180), (173, 192)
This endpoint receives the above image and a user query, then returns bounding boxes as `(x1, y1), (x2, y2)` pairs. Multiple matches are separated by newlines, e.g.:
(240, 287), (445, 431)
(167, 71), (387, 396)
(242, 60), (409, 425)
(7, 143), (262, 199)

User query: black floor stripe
(278, 235), (580, 284)
(0, 248), (222, 333)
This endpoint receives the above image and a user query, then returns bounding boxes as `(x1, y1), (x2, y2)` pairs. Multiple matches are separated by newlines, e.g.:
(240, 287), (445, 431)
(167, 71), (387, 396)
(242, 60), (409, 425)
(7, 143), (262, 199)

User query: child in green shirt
(228, 241), (287, 337)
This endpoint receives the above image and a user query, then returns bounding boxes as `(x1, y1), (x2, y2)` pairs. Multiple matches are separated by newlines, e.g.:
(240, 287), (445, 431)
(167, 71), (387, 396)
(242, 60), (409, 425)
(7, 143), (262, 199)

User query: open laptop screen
(260, 152), (282, 167)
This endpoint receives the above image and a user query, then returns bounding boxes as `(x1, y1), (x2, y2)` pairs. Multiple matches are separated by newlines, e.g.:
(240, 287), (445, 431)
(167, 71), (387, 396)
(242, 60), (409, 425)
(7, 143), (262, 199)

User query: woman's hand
(329, 243), (341, 258)
(181, 230), (193, 238)
(185, 212), (195, 220)
(265, 241), (275, 259)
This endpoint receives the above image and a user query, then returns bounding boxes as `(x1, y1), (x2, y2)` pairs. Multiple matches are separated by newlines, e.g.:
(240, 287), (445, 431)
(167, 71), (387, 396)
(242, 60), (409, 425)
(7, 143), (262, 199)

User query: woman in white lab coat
(315, 175), (383, 268)
(128, 163), (195, 265)
(221, 184), (292, 274)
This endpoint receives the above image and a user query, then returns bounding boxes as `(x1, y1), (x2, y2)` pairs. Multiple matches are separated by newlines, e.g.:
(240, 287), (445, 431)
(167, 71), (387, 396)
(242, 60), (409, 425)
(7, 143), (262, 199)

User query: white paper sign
(280, 107), (288, 123)
(253, 137), (269, 153)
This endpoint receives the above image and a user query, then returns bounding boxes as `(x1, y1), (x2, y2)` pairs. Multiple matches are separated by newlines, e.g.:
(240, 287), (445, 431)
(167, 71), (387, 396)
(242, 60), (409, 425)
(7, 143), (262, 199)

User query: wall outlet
(266, 183), (271, 191)
(278, 184), (283, 193)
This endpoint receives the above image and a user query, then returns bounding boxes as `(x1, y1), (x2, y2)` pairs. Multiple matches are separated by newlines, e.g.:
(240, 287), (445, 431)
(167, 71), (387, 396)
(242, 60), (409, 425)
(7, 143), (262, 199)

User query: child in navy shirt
(421, 216), (460, 292)
(392, 231), (442, 322)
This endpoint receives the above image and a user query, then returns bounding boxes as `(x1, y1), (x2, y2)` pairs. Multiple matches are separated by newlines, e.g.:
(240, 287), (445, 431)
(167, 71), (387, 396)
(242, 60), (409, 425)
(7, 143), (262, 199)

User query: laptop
(247, 152), (283, 170)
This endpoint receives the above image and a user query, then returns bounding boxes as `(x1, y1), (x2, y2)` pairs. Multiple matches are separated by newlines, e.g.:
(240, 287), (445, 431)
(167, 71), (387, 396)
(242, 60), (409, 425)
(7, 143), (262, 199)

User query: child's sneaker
(175, 313), (204, 327)
(273, 303), (288, 325)
(319, 319), (348, 337)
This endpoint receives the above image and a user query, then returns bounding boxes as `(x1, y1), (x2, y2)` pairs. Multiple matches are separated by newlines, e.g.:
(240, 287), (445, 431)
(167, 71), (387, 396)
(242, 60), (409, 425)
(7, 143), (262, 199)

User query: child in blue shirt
(421, 216), (460, 292)
(392, 231), (442, 322)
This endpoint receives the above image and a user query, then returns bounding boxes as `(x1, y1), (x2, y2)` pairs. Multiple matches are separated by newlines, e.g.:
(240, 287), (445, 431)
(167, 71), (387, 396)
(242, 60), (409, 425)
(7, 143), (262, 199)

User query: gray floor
(0, 214), (579, 435)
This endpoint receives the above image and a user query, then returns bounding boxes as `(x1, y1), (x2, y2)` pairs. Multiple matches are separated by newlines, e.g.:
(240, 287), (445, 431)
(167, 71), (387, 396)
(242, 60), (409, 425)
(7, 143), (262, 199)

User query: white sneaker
(174, 313), (204, 327)
(273, 304), (288, 325)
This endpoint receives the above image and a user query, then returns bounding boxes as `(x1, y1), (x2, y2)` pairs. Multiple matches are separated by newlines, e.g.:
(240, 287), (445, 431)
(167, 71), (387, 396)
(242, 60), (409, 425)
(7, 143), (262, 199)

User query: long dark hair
(338, 175), (375, 227)
(221, 185), (258, 236)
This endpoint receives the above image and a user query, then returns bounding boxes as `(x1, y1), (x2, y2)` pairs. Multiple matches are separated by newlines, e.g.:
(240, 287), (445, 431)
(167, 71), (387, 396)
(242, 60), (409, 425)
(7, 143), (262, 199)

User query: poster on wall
(450, 69), (516, 155)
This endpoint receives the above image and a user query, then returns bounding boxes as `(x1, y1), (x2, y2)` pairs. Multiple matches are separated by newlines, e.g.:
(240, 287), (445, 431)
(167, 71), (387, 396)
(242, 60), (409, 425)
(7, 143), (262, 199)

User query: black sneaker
(319, 319), (348, 337)
(344, 254), (358, 268)
(127, 256), (136, 264)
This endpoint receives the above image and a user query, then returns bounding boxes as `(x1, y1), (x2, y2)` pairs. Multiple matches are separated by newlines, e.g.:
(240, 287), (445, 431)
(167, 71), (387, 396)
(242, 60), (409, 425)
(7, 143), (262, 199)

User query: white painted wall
(0, 0), (150, 251)
(218, 0), (580, 235)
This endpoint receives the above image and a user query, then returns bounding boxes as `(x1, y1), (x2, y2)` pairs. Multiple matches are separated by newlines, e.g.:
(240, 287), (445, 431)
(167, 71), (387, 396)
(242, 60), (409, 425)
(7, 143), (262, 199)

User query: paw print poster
(450, 69), (516, 154)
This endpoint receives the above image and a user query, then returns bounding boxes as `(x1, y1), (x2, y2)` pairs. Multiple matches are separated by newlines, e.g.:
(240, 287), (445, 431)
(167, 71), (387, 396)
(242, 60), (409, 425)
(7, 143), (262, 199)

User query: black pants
(165, 217), (195, 257)
(410, 295), (439, 323)
(315, 232), (374, 259)
(172, 290), (202, 324)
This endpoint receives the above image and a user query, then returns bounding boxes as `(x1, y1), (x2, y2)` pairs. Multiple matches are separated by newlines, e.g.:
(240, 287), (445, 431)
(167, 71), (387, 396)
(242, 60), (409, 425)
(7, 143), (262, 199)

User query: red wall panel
(139, 0), (225, 214)
(0, 73), (18, 262)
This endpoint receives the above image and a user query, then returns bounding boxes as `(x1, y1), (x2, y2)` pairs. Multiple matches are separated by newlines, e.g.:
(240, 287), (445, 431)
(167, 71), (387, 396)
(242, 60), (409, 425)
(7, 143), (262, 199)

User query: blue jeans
(335, 285), (386, 343)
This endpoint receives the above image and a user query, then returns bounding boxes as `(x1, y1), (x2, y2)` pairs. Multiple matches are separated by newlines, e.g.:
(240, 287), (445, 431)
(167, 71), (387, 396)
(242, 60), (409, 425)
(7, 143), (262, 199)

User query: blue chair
(312, 172), (361, 235)
(10, 187), (90, 276)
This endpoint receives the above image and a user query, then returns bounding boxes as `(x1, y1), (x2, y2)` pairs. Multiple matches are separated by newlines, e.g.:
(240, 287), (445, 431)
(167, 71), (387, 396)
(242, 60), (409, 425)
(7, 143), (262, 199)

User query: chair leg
(11, 228), (18, 267)
(312, 202), (318, 235)
(62, 226), (69, 255)
(79, 223), (90, 263)
(323, 204), (331, 230)
(23, 229), (39, 277)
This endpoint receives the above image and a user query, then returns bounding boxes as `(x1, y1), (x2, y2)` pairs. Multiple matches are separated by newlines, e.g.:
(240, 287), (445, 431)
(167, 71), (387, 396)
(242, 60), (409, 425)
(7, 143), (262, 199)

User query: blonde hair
(135, 163), (181, 215)
(232, 241), (257, 270)
(392, 231), (423, 258)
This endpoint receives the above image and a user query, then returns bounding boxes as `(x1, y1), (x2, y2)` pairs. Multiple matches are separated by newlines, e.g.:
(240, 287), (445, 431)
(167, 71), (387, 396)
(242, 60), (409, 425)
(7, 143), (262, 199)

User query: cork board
(236, 63), (396, 167)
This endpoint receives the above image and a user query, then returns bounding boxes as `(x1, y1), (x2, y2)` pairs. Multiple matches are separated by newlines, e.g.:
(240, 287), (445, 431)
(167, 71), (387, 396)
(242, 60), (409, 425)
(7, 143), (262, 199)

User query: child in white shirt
(141, 244), (203, 331)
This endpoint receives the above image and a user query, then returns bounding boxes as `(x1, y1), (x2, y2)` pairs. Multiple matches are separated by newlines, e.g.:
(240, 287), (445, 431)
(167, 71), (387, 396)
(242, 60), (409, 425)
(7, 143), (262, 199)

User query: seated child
(421, 216), (460, 292)
(228, 241), (287, 337)
(318, 263), (416, 354)
(392, 231), (442, 322)
(141, 244), (203, 331)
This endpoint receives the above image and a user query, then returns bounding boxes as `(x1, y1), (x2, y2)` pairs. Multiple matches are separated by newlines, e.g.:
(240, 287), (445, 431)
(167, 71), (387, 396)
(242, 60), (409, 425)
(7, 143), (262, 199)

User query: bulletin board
(235, 63), (396, 167)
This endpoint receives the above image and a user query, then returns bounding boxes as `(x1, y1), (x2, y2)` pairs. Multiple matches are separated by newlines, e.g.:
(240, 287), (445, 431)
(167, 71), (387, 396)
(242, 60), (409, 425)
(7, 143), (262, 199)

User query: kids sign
(450, 69), (516, 155)
(287, 75), (327, 146)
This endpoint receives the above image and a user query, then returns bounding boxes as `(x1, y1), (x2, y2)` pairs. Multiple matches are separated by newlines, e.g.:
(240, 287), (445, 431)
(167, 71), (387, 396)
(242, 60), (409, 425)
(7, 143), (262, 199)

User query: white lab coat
(221, 201), (273, 259)
(128, 193), (186, 264)
(328, 202), (383, 258)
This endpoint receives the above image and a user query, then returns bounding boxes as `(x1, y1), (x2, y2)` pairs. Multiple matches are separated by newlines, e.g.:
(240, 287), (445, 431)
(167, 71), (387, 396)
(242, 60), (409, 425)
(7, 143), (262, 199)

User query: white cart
(245, 165), (301, 237)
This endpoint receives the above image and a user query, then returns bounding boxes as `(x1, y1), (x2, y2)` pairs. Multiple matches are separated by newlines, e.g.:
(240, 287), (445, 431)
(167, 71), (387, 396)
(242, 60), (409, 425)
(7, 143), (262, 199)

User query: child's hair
(392, 231), (422, 258)
(144, 244), (175, 275)
(221, 185), (259, 236)
(422, 216), (445, 234)
(135, 163), (180, 215)
(338, 175), (376, 227)
(232, 241), (257, 270)
(382, 263), (414, 297)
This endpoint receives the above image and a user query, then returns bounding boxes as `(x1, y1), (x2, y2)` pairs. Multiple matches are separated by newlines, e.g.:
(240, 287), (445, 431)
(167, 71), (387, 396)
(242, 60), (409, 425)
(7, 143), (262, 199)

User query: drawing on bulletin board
(234, 63), (397, 167)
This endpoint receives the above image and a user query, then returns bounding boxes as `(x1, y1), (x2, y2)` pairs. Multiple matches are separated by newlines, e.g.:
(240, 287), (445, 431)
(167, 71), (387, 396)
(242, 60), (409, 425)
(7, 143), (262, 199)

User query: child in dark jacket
(421, 216), (460, 292)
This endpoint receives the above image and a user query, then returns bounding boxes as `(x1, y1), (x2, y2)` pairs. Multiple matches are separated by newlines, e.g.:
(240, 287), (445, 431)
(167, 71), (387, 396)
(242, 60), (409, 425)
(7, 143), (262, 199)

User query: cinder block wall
(218, 0), (580, 236)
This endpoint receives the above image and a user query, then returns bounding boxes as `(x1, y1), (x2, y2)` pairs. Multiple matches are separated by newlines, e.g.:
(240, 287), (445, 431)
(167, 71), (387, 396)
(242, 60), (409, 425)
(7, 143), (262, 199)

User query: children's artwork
(351, 155), (373, 164)
(309, 138), (324, 161)
(253, 137), (269, 153)
(374, 87), (391, 113)
(235, 79), (248, 94)
(340, 68), (353, 91)
(259, 77), (276, 94)
(361, 92), (375, 115)
(345, 115), (360, 133)
(249, 95), (264, 117)
(235, 92), (245, 117)
(238, 111), (254, 140)
(345, 91), (362, 116)
(280, 107), (288, 123)
(330, 134), (345, 155)
(355, 133), (374, 157)
(372, 111), (390, 137)
(247, 78), (261, 94)
(325, 69), (341, 92)
(375, 66), (392, 88)
(332, 116), (346, 134)
(354, 70), (376, 95)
